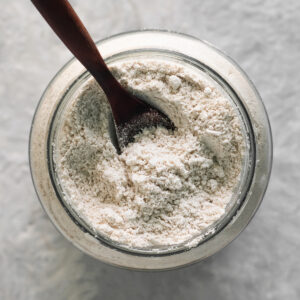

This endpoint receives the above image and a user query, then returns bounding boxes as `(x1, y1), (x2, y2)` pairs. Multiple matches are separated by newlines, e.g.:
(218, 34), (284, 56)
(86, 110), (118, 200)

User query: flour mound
(55, 60), (245, 248)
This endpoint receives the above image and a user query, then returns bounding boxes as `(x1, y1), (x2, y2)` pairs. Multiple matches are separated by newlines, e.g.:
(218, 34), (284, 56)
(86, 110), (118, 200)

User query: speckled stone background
(1, 0), (300, 299)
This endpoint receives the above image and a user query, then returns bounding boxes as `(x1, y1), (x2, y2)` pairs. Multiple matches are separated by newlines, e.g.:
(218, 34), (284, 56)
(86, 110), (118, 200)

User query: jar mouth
(47, 48), (256, 256)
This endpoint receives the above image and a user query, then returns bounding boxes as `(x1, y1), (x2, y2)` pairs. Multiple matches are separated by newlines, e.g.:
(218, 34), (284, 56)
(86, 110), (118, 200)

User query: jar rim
(48, 50), (255, 255)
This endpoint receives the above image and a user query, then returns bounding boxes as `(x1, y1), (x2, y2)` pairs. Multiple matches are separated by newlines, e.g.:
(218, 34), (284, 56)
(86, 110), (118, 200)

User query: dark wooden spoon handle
(31, 0), (112, 88)
(31, 0), (145, 124)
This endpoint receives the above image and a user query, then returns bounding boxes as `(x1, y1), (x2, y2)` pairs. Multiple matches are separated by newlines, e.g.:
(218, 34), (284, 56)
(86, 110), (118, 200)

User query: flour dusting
(55, 59), (245, 248)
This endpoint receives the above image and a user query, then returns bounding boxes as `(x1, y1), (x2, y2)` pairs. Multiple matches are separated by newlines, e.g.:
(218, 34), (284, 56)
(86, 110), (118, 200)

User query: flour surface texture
(55, 59), (245, 248)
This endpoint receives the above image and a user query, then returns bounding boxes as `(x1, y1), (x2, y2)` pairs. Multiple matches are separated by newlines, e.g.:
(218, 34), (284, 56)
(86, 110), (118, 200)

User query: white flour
(55, 59), (245, 248)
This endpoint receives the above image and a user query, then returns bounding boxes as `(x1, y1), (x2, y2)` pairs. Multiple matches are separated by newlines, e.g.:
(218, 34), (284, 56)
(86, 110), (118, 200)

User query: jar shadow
(64, 245), (235, 300)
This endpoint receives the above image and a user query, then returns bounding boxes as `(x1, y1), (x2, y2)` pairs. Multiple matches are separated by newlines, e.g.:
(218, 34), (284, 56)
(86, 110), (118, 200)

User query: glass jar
(29, 30), (272, 270)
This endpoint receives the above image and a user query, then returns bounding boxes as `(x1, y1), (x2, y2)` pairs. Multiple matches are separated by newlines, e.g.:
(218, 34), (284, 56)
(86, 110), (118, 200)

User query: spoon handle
(31, 0), (117, 97)
(32, 0), (149, 126)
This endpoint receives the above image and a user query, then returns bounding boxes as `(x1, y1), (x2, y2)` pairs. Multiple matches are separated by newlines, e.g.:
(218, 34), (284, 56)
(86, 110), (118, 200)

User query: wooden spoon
(31, 0), (174, 152)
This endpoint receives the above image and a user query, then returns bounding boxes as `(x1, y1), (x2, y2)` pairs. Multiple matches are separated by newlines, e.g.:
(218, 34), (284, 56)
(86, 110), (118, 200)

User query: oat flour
(55, 59), (245, 248)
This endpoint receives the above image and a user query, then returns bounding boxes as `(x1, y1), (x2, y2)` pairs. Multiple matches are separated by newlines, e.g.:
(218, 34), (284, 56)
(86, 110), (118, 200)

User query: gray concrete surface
(1, 0), (300, 299)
